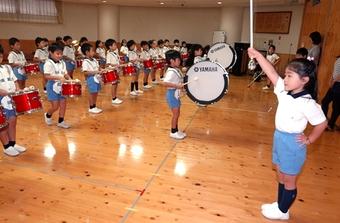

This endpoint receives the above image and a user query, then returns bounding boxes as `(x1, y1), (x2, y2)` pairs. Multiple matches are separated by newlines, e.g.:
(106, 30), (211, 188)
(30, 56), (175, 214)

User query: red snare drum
(0, 107), (8, 130)
(62, 80), (82, 97)
(101, 70), (119, 84)
(11, 89), (42, 115)
(143, 59), (154, 69)
(123, 64), (136, 75)
(24, 64), (40, 74)
(181, 53), (189, 60)
(76, 60), (83, 68)
(154, 59), (165, 70)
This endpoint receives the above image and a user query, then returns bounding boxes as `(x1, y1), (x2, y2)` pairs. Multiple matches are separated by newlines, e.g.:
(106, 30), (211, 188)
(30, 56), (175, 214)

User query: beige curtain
(0, 0), (62, 23)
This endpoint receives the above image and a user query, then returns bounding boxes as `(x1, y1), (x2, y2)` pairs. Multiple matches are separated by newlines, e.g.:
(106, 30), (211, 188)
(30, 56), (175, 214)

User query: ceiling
(60, 0), (305, 7)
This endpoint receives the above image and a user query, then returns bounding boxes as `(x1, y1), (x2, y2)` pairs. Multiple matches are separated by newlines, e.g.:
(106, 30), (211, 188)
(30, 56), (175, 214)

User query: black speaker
(232, 42), (250, 75)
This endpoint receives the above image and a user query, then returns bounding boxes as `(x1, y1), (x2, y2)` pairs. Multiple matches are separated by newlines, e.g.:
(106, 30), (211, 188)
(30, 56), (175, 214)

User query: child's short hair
(158, 39), (164, 46)
(0, 44), (4, 54)
(148, 39), (155, 46)
(105, 39), (116, 49)
(309, 31), (322, 45)
(286, 58), (317, 99)
(56, 36), (62, 42)
(127, 40), (136, 50)
(43, 37), (48, 42)
(81, 43), (93, 55)
(79, 37), (88, 44)
(174, 39), (179, 44)
(268, 44), (276, 51)
(9, 37), (19, 46)
(48, 42), (64, 53)
(165, 50), (181, 65)
(63, 35), (72, 42)
(164, 39), (169, 43)
(181, 41), (186, 45)
(95, 40), (102, 49)
(140, 41), (148, 47)
(296, 47), (308, 58)
(35, 37), (43, 46)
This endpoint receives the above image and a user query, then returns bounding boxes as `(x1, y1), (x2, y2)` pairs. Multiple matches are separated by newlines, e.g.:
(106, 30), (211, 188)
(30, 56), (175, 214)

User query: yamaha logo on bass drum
(209, 44), (226, 54)
(194, 66), (218, 72)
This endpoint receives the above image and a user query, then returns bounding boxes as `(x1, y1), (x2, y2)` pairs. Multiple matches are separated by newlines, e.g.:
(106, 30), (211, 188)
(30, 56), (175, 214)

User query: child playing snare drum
(44, 43), (71, 129)
(0, 44), (27, 156)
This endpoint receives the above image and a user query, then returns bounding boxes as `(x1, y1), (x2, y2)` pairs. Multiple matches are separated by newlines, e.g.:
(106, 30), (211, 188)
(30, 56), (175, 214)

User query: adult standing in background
(308, 31), (322, 100)
(321, 56), (340, 131)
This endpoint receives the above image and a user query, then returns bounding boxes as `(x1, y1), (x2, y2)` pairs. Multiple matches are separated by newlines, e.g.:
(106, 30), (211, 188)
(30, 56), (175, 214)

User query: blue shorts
(0, 96), (17, 119)
(65, 60), (76, 72)
(46, 80), (66, 101)
(272, 129), (306, 175)
(39, 62), (45, 74)
(86, 76), (101, 93)
(13, 67), (27, 80)
(166, 89), (181, 109)
(98, 58), (106, 66)
(144, 68), (151, 74)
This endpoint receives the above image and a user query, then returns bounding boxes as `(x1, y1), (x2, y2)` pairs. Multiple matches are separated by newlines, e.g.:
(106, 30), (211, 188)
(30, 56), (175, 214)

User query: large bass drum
(184, 61), (229, 105)
(207, 42), (237, 70)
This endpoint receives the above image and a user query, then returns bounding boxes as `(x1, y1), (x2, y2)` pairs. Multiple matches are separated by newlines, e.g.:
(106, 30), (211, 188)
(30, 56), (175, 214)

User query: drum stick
(247, 71), (264, 87)
(183, 77), (198, 86)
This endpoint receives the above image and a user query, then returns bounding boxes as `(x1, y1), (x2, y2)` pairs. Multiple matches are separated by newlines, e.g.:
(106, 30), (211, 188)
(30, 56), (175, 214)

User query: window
(0, 0), (61, 23)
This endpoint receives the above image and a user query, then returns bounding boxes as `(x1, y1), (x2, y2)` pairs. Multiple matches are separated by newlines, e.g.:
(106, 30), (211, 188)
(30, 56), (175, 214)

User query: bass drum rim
(208, 42), (237, 70)
(184, 61), (229, 105)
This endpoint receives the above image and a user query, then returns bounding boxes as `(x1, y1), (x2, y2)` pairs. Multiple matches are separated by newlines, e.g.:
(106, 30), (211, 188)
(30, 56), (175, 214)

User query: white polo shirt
(120, 46), (128, 55)
(8, 51), (26, 66)
(63, 45), (75, 60)
(180, 47), (187, 54)
(44, 58), (67, 77)
(274, 78), (326, 133)
(266, 53), (280, 64)
(0, 65), (17, 93)
(128, 50), (140, 66)
(106, 51), (120, 66)
(332, 57), (340, 82)
(173, 46), (180, 51)
(163, 67), (183, 89)
(96, 47), (106, 59)
(34, 48), (49, 61)
(140, 50), (151, 60)
(149, 48), (159, 59)
(82, 58), (99, 73)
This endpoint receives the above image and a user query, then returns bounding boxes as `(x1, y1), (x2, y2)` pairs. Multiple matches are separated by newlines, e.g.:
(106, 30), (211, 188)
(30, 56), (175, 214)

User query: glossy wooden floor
(0, 69), (339, 223)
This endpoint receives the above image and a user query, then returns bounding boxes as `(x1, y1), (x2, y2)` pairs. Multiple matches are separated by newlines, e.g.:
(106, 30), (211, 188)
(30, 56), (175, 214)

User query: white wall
(219, 7), (244, 47)
(119, 7), (220, 45)
(241, 5), (304, 54)
(0, 2), (98, 41)
(0, 2), (303, 53)
(98, 4), (120, 41)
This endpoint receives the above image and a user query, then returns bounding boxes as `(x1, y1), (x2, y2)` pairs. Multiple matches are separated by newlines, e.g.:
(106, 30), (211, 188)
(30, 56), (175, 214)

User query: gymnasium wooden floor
(0, 69), (339, 223)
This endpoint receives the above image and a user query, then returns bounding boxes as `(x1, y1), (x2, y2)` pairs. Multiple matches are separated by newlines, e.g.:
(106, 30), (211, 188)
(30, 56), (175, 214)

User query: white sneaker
(13, 144), (26, 153)
(130, 91), (138, 96)
(261, 205), (289, 220)
(160, 77), (164, 81)
(57, 121), (71, 129)
(170, 132), (185, 140)
(135, 90), (143, 94)
(88, 107), (103, 114)
(43, 90), (47, 94)
(152, 80), (159, 85)
(44, 113), (53, 125)
(178, 130), (187, 138)
(261, 202), (278, 211)
(143, 85), (152, 89)
(112, 98), (123, 105)
(262, 86), (270, 90)
(3, 146), (19, 157)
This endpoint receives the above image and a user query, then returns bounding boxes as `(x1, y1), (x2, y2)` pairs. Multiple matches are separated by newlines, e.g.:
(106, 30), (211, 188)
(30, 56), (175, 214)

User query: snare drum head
(184, 61), (229, 105)
(208, 42), (237, 70)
